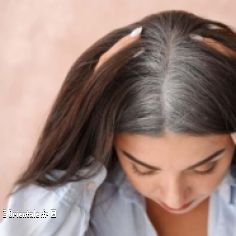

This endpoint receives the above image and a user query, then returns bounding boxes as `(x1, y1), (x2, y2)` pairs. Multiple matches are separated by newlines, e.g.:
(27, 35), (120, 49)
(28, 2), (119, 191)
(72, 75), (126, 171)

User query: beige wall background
(1, 0), (236, 209)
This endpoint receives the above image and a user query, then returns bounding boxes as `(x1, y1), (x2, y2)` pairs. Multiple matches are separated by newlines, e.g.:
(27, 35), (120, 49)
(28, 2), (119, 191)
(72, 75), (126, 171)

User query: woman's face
(113, 131), (235, 214)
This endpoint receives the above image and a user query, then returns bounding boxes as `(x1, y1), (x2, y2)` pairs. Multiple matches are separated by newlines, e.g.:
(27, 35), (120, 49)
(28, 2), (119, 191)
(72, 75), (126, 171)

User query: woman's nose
(161, 177), (191, 209)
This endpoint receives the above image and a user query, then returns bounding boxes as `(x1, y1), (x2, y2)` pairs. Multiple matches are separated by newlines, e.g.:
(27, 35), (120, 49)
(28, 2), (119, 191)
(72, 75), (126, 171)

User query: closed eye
(131, 160), (218, 176)
(131, 164), (157, 176)
(121, 148), (225, 172)
(192, 161), (218, 175)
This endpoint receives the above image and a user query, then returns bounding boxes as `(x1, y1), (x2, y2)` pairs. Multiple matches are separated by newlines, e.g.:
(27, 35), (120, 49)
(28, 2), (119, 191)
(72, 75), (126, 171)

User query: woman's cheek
(126, 171), (155, 195)
(191, 164), (231, 194)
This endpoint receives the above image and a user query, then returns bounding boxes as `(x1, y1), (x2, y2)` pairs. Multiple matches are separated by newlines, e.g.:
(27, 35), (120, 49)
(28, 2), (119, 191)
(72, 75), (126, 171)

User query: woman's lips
(159, 200), (194, 211)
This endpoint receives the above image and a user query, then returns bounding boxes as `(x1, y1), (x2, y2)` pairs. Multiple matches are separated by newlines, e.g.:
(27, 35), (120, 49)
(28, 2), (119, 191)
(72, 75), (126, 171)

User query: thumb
(230, 132), (236, 145)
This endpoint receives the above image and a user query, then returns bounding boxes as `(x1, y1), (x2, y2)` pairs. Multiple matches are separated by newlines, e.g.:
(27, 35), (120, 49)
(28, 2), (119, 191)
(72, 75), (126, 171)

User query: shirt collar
(217, 164), (236, 205)
(104, 160), (145, 207)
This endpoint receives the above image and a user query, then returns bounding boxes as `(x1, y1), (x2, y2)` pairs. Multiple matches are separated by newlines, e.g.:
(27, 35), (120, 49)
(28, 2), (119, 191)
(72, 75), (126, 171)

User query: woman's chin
(154, 196), (209, 215)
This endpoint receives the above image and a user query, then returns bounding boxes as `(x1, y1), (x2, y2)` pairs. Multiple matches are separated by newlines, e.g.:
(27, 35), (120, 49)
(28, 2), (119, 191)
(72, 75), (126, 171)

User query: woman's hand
(231, 133), (236, 145)
(94, 26), (142, 72)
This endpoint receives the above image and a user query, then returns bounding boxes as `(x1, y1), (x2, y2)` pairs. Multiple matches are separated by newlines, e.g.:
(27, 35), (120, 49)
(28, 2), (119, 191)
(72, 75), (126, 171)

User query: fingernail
(130, 26), (143, 37)
(207, 24), (222, 30)
(189, 33), (203, 41)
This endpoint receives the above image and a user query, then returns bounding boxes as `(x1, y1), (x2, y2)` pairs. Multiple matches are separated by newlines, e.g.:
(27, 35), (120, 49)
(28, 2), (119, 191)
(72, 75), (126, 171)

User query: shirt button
(86, 181), (97, 190)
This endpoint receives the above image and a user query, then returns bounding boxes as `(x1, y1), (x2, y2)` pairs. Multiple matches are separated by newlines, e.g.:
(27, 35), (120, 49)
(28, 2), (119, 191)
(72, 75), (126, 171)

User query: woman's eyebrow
(120, 148), (226, 171)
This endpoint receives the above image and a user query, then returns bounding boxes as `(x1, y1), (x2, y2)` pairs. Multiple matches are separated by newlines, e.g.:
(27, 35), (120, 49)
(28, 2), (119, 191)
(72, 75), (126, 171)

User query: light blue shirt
(1, 156), (236, 236)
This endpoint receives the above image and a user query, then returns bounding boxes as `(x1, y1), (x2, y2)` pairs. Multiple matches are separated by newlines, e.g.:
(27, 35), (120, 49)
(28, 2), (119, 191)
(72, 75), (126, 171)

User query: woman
(1, 9), (236, 236)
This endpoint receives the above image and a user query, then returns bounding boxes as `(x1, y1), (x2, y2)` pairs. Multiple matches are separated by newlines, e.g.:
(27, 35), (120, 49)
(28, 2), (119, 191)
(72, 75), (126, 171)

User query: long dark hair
(12, 10), (236, 194)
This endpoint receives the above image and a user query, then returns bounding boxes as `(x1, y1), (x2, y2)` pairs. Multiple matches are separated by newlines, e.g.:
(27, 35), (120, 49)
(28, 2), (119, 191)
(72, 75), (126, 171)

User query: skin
(113, 130), (236, 216)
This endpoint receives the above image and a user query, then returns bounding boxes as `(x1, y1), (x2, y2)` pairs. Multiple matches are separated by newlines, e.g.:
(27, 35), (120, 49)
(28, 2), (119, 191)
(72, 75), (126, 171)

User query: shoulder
(0, 158), (108, 235)
(10, 162), (108, 211)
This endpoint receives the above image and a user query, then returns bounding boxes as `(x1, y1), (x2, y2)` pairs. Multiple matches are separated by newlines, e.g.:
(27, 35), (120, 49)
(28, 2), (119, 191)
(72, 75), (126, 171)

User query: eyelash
(131, 161), (218, 176)
(193, 162), (217, 175)
(131, 164), (156, 176)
